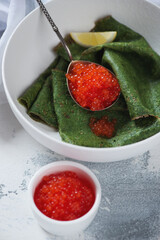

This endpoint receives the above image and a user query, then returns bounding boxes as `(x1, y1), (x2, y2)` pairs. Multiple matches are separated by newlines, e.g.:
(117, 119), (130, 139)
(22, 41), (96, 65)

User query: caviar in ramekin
(28, 161), (101, 236)
(34, 170), (95, 221)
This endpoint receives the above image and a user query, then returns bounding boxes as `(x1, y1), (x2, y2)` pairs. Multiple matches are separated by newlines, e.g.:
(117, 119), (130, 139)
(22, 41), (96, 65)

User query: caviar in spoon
(36, 0), (121, 111)
(66, 61), (120, 111)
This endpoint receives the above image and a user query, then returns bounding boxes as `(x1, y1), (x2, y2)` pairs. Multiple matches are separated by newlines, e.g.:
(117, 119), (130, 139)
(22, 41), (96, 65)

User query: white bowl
(28, 161), (101, 236)
(2, 0), (160, 162)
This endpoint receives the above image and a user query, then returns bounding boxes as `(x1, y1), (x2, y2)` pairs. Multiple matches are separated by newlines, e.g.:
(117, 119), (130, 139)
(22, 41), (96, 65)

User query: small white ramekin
(28, 161), (101, 236)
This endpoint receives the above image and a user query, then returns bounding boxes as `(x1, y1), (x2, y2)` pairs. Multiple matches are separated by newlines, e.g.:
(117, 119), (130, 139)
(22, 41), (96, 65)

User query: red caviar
(89, 116), (117, 138)
(34, 171), (95, 221)
(66, 62), (120, 111)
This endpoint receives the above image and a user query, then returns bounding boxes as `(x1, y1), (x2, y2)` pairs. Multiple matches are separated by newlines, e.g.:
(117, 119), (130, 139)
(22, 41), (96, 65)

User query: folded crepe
(18, 16), (160, 147)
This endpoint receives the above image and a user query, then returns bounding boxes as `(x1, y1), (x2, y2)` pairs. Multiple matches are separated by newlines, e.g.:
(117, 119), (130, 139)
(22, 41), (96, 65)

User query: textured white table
(1, 1), (160, 239)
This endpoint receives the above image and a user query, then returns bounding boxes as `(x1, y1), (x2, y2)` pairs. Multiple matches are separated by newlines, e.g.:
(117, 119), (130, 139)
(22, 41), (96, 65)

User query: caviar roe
(89, 116), (117, 138)
(34, 171), (95, 221)
(66, 62), (120, 111)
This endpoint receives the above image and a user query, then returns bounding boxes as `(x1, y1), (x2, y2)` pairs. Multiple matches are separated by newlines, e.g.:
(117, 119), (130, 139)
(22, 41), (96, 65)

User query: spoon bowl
(66, 60), (121, 111)
(36, 0), (120, 111)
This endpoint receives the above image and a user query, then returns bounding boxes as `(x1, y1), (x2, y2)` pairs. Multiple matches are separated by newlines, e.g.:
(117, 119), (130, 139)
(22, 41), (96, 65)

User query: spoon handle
(36, 0), (72, 61)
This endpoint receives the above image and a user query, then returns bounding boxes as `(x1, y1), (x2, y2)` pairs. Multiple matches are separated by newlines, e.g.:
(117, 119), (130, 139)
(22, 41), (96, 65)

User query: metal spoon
(36, 0), (120, 111)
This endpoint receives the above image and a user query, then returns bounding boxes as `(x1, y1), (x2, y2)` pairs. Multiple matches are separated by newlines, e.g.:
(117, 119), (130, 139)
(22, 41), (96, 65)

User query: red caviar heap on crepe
(89, 116), (117, 138)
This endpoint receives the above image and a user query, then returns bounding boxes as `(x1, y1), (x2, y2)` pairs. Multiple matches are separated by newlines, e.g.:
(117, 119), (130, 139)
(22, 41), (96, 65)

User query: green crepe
(83, 16), (160, 120)
(28, 76), (58, 128)
(52, 70), (160, 147)
(18, 57), (68, 128)
(18, 57), (59, 109)
(18, 16), (160, 147)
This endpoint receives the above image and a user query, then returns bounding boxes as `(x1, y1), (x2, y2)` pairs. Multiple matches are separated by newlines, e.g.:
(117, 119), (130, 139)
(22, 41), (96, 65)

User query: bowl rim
(2, 0), (160, 157)
(28, 160), (101, 225)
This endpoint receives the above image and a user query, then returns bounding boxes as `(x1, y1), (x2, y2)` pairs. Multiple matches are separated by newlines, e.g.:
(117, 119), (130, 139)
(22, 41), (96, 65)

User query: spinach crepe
(18, 16), (160, 147)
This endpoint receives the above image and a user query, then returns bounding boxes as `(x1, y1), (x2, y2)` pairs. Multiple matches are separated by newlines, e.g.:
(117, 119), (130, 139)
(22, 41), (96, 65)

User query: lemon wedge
(70, 31), (117, 47)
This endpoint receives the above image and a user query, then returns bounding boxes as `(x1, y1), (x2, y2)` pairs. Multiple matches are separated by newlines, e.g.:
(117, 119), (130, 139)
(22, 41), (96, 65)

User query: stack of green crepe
(18, 16), (160, 147)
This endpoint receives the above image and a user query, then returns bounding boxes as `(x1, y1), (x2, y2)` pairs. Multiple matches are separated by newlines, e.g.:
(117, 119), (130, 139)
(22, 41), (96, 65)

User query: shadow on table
(83, 153), (160, 240)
